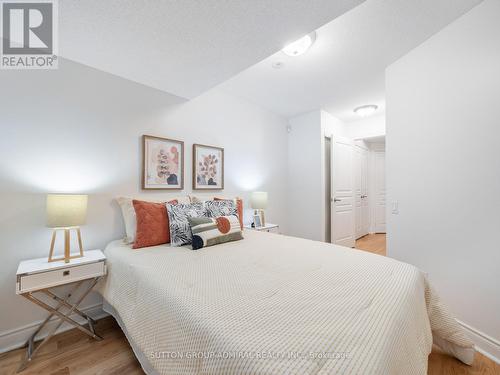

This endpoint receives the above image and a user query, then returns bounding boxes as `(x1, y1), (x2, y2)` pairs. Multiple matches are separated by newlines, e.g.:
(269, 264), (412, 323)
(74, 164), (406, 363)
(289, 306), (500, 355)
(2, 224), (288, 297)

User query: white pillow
(116, 196), (190, 244)
(189, 194), (215, 203)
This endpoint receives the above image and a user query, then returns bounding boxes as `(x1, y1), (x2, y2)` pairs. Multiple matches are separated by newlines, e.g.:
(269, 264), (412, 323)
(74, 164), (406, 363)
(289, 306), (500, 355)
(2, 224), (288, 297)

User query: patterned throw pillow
(205, 200), (238, 219)
(166, 202), (207, 246)
(214, 197), (244, 229)
(188, 215), (243, 250)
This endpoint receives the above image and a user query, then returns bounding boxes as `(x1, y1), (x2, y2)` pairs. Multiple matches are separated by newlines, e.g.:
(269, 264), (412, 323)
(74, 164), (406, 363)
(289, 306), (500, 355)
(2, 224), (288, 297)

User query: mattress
(97, 230), (474, 375)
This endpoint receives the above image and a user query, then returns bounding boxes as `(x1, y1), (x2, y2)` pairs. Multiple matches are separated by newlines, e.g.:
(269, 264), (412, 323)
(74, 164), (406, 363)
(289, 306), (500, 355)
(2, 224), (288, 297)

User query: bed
(97, 230), (474, 375)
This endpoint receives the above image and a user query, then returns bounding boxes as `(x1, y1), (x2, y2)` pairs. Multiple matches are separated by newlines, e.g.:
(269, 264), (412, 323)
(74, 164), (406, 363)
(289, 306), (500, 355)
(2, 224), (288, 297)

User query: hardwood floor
(1, 236), (498, 375)
(355, 233), (386, 256)
(355, 233), (500, 375)
(0, 317), (143, 375)
(428, 346), (500, 375)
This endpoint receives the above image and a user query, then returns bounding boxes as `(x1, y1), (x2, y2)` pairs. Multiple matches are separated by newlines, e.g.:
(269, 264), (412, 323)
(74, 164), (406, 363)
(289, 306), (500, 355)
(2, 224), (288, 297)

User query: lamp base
(48, 227), (84, 263)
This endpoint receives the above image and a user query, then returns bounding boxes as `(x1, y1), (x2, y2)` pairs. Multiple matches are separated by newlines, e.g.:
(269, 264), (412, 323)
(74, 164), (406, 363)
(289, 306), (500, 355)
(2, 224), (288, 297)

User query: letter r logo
(2, 2), (53, 55)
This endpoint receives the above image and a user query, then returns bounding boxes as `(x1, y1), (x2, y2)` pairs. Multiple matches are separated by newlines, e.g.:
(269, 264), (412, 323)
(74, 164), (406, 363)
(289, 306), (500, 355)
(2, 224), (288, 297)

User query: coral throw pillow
(214, 197), (244, 229)
(132, 199), (178, 249)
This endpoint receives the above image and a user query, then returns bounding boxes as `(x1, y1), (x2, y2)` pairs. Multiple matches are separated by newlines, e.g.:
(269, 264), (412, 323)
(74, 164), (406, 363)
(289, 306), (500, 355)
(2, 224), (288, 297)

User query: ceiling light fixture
(282, 32), (316, 57)
(354, 105), (378, 117)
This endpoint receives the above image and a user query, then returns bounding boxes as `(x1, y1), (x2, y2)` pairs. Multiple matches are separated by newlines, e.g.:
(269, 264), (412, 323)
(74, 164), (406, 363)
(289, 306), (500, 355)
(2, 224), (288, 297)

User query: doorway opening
(328, 135), (386, 247)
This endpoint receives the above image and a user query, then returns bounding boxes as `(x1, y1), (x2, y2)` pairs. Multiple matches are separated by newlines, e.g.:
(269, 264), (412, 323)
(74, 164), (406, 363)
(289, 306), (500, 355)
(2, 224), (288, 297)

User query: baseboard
(0, 303), (108, 354)
(456, 319), (500, 364)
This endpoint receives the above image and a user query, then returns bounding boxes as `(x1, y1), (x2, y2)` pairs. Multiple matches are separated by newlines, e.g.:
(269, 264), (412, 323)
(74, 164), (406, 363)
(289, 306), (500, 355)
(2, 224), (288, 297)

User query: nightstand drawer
(18, 261), (105, 293)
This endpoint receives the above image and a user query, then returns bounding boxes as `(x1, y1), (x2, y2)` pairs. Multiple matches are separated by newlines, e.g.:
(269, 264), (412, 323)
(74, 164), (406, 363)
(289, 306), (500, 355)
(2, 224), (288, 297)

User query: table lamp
(251, 192), (268, 226)
(46, 194), (88, 263)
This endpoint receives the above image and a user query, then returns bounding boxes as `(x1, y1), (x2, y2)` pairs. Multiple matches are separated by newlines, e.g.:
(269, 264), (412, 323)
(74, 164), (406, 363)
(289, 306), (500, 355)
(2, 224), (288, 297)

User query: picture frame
(192, 144), (224, 190)
(253, 214), (262, 228)
(142, 135), (184, 190)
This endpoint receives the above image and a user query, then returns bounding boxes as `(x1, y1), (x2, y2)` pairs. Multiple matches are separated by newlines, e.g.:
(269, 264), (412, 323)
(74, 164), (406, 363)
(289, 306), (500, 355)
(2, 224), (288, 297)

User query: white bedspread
(98, 231), (474, 375)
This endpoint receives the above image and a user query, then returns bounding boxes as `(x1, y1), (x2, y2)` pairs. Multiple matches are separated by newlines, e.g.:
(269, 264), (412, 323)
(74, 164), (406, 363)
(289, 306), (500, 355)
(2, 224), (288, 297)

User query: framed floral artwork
(142, 135), (184, 190)
(192, 144), (224, 190)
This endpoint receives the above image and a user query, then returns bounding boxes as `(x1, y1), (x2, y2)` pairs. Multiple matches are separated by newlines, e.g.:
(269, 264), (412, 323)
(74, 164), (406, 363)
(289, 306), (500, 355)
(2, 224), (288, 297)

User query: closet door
(354, 147), (363, 238)
(360, 149), (370, 236)
(373, 151), (386, 233)
(331, 137), (355, 247)
(355, 145), (369, 239)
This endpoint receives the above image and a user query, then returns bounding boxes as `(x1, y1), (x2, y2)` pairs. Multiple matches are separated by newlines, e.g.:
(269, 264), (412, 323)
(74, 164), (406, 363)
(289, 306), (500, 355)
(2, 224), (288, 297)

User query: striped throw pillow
(188, 215), (243, 250)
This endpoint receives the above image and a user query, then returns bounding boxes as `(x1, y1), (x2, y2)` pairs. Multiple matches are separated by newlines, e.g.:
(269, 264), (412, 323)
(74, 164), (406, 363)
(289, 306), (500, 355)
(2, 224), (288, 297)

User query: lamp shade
(250, 192), (268, 210)
(46, 194), (88, 228)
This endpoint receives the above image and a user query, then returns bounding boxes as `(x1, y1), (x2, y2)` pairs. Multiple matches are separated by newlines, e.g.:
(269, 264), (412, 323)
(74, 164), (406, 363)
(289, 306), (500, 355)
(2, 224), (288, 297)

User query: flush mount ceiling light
(354, 105), (378, 117)
(282, 32), (316, 57)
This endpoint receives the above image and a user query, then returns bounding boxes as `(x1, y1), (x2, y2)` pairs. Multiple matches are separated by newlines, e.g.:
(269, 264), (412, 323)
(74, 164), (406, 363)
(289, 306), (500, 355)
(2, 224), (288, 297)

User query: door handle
(333, 198), (341, 203)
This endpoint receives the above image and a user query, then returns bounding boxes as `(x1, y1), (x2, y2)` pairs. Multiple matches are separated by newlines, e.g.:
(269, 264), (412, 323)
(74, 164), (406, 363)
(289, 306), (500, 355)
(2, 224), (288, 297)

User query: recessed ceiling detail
(272, 61), (285, 69)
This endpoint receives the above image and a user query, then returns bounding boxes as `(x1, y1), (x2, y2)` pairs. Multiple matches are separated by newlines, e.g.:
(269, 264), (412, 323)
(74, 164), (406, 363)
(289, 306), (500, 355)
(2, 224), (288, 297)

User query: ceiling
(219, 0), (483, 122)
(59, 0), (364, 99)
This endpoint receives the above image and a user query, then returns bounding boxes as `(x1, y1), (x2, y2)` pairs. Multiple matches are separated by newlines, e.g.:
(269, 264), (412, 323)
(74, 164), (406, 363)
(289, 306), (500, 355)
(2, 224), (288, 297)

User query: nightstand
(244, 223), (280, 233)
(16, 250), (106, 372)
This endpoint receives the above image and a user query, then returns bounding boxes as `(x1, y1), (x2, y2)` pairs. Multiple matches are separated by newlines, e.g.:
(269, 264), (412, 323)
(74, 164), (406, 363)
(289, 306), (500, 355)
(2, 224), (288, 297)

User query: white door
(354, 147), (362, 238)
(355, 146), (369, 239)
(361, 148), (370, 235)
(373, 151), (386, 233)
(331, 137), (355, 247)
(354, 145), (370, 239)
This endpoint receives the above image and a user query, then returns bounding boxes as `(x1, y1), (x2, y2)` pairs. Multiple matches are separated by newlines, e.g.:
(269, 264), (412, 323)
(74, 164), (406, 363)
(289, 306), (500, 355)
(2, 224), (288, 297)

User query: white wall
(0, 59), (289, 351)
(321, 110), (347, 139)
(386, 0), (500, 361)
(346, 114), (385, 140)
(287, 110), (347, 241)
(287, 111), (323, 240)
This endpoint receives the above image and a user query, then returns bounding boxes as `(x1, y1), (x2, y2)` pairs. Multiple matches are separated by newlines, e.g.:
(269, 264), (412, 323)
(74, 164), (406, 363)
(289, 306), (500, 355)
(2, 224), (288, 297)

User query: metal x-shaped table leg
(17, 277), (103, 373)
